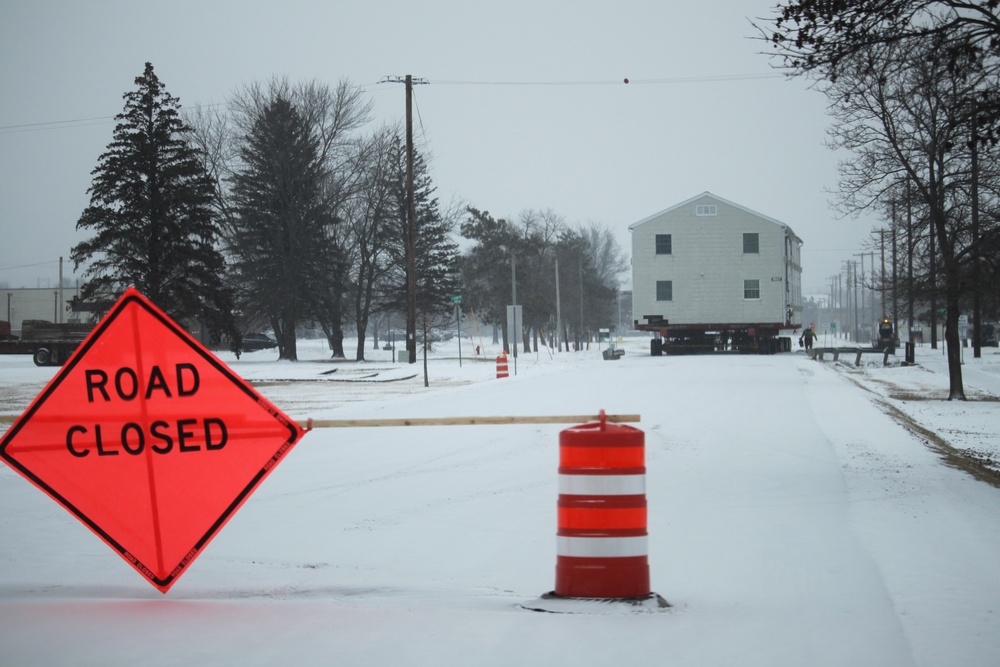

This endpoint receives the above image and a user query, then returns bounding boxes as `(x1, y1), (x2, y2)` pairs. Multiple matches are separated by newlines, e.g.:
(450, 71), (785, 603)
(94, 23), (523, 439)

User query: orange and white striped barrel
(555, 412), (649, 598)
(496, 353), (509, 379)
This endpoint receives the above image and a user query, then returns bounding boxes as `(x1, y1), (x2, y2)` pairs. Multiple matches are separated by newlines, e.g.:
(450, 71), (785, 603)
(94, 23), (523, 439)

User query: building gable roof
(628, 191), (800, 242)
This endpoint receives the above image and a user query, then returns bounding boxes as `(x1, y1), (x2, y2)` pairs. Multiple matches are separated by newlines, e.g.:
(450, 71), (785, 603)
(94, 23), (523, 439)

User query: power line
(2, 75), (780, 134)
(0, 115), (115, 130)
(412, 87), (429, 144)
(429, 73), (783, 86)
(0, 118), (115, 135)
(0, 102), (229, 135)
(0, 260), (61, 272)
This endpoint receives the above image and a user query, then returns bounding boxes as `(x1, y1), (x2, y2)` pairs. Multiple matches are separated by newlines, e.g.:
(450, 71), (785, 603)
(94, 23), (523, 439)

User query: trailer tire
(32, 348), (51, 367)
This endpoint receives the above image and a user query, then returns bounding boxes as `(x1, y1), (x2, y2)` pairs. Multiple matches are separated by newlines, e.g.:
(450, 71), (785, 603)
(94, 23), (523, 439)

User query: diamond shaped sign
(0, 288), (304, 593)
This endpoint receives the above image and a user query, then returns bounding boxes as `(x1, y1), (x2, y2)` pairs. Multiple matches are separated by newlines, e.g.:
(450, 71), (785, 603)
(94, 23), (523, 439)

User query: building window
(656, 280), (673, 301)
(744, 279), (760, 300)
(655, 234), (672, 255)
(696, 204), (717, 216)
(743, 232), (759, 254)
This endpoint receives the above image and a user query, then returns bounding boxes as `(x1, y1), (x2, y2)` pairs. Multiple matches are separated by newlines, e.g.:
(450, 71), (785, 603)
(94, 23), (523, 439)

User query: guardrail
(809, 347), (894, 367)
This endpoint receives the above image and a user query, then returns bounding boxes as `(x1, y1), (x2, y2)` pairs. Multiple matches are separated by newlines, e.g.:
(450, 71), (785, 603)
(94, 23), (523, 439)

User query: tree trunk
(356, 333), (368, 361)
(278, 312), (298, 361)
(944, 271), (966, 401)
(354, 311), (368, 361)
(932, 203), (964, 401)
(329, 328), (345, 358)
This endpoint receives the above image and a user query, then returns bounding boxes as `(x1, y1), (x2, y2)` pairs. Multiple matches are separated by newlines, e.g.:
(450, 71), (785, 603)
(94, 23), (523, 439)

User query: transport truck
(629, 192), (803, 356)
(0, 320), (94, 366)
(635, 315), (794, 355)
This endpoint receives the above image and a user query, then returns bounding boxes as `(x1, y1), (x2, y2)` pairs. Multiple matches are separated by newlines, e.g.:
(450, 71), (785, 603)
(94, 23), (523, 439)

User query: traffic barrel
(496, 353), (509, 379)
(555, 411), (649, 598)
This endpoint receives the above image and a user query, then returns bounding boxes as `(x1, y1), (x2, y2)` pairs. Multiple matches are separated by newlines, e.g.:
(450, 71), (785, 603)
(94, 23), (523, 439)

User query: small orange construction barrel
(555, 411), (649, 598)
(496, 353), (509, 379)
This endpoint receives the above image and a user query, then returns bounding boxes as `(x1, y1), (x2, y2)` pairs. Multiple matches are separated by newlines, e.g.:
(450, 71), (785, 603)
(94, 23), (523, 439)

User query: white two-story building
(629, 192), (802, 352)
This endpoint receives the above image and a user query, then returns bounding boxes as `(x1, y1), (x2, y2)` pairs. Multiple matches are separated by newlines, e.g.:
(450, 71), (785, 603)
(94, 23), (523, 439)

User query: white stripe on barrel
(559, 474), (646, 496)
(557, 535), (648, 559)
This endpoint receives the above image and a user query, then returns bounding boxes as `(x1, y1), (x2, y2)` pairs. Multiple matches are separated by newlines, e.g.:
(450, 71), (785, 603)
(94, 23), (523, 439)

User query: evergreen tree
(72, 62), (234, 339)
(459, 207), (517, 335)
(459, 208), (620, 352)
(383, 137), (460, 377)
(228, 96), (332, 361)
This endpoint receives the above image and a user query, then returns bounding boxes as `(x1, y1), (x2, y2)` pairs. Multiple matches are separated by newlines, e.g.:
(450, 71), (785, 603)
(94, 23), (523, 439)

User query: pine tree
(228, 96), (333, 361)
(72, 62), (234, 339)
(383, 136), (459, 375)
(459, 207), (516, 332)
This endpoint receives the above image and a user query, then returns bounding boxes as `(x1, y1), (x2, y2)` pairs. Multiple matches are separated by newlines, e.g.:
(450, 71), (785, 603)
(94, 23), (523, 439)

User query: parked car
(241, 332), (277, 351)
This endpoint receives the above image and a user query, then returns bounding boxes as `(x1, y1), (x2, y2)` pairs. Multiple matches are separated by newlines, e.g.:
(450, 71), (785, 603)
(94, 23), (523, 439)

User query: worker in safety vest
(799, 323), (816, 351)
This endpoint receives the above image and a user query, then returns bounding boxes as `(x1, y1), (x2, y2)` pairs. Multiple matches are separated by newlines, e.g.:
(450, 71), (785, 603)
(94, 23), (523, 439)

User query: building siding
(2, 287), (84, 336)
(630, 193), (802, 327)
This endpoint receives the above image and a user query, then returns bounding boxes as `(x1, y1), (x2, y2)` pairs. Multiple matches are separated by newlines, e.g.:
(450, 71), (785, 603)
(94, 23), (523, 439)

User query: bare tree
(825, 34), (1000, 398)
(758, 1), (1000, 139)
(343, 125), (400, 360)
(189, 77), (372, 358)
(583, 221), (629, 291)
(185, 103), (238, 238)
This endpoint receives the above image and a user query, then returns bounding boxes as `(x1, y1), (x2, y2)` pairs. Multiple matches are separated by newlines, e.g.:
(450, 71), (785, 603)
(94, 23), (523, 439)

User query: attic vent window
(696, 204), (717, 216)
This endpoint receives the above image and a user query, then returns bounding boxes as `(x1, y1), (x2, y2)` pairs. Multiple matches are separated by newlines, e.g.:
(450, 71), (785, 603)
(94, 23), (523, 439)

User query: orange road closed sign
(0, 288), (304, 593)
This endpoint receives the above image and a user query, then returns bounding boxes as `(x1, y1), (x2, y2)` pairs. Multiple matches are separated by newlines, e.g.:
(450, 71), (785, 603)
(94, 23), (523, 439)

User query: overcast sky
(0, 0), (879, 297)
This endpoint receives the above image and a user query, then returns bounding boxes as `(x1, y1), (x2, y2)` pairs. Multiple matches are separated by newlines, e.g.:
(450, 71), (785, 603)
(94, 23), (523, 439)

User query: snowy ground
(2, 336), (999, 666)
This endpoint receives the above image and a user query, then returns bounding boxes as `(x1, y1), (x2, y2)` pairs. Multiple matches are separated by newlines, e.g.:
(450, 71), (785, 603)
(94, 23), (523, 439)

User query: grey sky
(0, 0), (877, 296)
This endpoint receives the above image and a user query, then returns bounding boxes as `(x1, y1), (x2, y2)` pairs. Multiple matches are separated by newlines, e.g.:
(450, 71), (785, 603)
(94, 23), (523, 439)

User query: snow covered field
(2, 336), (999, 666)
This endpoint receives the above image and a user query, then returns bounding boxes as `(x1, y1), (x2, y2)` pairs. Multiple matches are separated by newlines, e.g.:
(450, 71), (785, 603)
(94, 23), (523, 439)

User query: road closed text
(65, 363), (229, 457)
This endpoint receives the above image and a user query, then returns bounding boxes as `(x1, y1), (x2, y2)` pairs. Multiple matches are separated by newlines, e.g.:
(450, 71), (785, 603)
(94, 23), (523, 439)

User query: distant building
(3, 287), (84, 336)
(629, 192), (802, 329)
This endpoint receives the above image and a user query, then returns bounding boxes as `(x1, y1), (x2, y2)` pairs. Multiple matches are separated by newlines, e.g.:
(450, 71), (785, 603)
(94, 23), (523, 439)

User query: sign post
(506, 304), (522, 375)
(451, 295), (462, 367)
(959, 314), (968, 363)
(0, 288), (304, 593)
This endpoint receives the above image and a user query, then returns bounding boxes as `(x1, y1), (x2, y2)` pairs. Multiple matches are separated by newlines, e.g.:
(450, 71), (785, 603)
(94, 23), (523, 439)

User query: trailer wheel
(32, 348), (51, 366)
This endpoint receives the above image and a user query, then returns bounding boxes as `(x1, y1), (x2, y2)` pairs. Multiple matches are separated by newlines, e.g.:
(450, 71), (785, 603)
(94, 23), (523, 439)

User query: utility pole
(929, 210), (937, 350)
(843, 264), (849, 341)
(829, 275), (837, 341)
(907, 181), (914, 337)
(58, 256), (64, 324)
(854, 253), (866, 341)
(852, 261), (860, 342)
(511, 253), (518, 361)
(891, 201), (899, 332)
(971, 101), (982, 358)
(870, 250), (876, 324)
(838, 272), (843, 339)
(555, 257), (562, 352)
(578, 258), (584, 351)
(380, 75), (428, 364)
(879, 231), (887, 319)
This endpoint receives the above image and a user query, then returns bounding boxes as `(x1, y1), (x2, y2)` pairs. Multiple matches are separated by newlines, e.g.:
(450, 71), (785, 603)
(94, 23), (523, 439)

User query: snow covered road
(2, 345), (999, 666)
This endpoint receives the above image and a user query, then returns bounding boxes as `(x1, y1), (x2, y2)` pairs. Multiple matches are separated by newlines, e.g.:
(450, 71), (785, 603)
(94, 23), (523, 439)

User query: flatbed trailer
(635, 317), (793, 355)
(0, 320), (94, 366)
